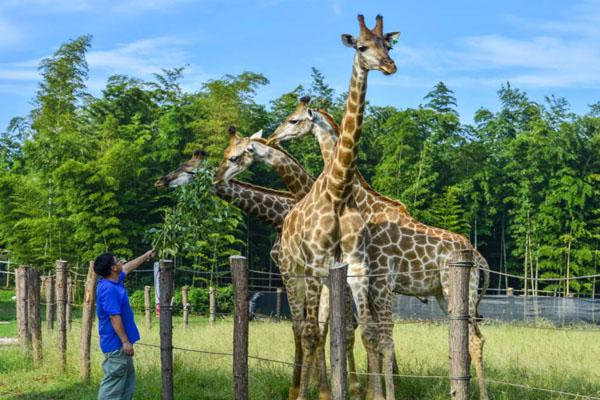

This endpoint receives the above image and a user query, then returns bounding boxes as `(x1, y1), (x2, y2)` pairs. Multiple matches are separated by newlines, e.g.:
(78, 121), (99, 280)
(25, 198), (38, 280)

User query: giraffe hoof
(319, 390), (331, 400)
(349, 382), (362, 400)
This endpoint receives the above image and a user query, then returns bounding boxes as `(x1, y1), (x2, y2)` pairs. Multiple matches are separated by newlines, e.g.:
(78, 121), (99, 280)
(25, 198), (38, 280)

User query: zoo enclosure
(6, 253), (600, 400)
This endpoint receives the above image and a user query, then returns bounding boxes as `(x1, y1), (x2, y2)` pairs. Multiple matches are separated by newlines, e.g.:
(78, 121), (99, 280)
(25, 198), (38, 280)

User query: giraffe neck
(313, 112), (338, 164)
(252, 140), (314, 200)
(327, 55), (368, 204)
(215, 179), (295, 230)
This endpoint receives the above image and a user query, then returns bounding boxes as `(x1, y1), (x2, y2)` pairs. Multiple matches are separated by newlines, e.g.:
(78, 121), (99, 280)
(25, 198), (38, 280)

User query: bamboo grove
(0, 36), (598, 295)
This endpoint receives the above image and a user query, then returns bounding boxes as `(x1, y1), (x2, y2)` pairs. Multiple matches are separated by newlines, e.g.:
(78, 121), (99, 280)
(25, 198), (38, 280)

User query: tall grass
(1, 314), (599, 399)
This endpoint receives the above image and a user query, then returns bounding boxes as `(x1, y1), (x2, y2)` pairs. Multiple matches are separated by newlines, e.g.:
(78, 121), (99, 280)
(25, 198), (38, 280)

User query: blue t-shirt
(96, 271), (140, 353)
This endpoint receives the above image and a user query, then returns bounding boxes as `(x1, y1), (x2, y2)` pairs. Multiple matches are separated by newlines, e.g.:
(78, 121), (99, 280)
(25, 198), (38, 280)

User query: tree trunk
(565, 220), (573, 297)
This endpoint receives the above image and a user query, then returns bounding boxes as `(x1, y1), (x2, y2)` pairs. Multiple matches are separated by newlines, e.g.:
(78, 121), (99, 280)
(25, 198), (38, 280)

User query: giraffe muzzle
(380, 61), (397, 75)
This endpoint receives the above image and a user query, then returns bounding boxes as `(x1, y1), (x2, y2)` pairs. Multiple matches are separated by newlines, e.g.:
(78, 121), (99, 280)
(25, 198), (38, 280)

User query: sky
(1, 0), (599, 131)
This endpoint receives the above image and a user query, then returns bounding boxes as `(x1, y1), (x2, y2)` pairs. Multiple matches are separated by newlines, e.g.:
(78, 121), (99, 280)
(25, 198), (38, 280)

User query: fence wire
(134, 342), (600, 399)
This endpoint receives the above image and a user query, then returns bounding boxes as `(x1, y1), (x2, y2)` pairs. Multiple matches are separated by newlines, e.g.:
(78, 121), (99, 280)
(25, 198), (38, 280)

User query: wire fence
(8, 261), (600, 400)
(5, 260), (600, 326)
(133, 341), (600, 400)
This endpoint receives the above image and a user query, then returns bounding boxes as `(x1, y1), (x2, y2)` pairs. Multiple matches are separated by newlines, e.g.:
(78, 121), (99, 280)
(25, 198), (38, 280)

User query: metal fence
(250, 291), (600, 326)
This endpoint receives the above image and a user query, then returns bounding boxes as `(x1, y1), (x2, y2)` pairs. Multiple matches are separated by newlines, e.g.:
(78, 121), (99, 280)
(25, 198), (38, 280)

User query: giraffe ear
(250, 129), (263, 139)
(341, 34), (356, 48)
(307, 108), (315, 121)
(384, 32), (400, 46)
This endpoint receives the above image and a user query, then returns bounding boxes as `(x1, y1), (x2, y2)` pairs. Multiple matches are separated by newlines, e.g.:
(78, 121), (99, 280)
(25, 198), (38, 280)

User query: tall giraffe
(269, 98), (490, 399)
(273, 14), (399, 400)
(213, 129), (362, 399)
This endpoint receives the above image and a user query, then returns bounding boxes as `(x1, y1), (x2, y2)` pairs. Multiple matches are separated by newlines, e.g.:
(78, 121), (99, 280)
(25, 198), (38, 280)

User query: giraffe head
(341, 14), (399, 75)
(155, 149), (208, 188)
(267, 96), (316, 145)
(214, 126), (264, 184)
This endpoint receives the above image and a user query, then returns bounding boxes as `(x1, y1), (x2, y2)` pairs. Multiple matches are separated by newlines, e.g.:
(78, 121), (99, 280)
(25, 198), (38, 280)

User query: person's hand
(145, 248), (155, 262)
(123, 341), (134, 356)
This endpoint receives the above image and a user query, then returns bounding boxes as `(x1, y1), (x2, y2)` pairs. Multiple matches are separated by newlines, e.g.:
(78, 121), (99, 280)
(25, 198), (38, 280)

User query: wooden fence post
(209, 286), (216, 324)
(329, 263), (348, 400)
(16, 266), (30, 351)
(448, 249), (473, 400)
(159, 260), (174, 400)
(276, 287), (282, 320)
(144, 285), (152, 328)
(230, 256), (249, 400)
(66, 278), (73, 331)
(55, 260), (69, 371)
(182, 286), (189, 328)
(28, 268), (42, 365)
(80, 261), (97, 381)
(45, 275), (55, 332)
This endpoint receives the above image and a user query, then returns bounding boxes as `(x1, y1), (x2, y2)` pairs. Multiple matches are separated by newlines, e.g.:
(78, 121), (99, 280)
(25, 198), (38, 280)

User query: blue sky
(1, 0), (599, 131)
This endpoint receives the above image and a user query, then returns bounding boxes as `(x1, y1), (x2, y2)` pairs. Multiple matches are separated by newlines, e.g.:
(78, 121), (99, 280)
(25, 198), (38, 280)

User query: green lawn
(0, 289), (17, 337)
(0, 309), (599, 399)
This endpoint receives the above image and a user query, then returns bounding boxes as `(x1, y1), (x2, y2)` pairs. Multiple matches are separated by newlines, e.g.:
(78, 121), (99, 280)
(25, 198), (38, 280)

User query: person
(94, 249), (155, 400)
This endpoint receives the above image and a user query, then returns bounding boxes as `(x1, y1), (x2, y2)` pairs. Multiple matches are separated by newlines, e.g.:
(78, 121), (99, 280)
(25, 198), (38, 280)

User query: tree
(423, 81), (458, 115)
(150, 165), (243, 286)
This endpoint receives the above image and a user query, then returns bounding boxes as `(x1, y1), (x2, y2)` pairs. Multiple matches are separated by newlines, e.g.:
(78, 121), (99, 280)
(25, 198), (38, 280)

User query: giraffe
(215, 127), (313, 201)
(155, 149), (296, 232)
(213, 128), (362, 399)
(272, 14), (399, 400)
(268, 97), (491, 399)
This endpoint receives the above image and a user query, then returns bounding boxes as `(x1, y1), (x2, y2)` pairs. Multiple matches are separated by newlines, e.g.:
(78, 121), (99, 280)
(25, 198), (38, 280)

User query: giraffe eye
(289, 119), (299, 125)
(229, 155), (240, 163)
(358, 46), (368, 52)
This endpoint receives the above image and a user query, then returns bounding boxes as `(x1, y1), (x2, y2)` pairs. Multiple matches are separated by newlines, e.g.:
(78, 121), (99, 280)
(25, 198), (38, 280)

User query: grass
(0, 289), (17, 337)
(1, 288), (599, 399)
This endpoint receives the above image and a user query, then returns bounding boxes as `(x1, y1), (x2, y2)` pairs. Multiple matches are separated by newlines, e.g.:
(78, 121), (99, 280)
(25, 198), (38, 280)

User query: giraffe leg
(317, 285), (331, 400)
(375, 289), (396, 400)
(283, 273), (304, 400)
(469, 319), (489, 400)
(347, 263), (384, 400)
(468, 266), (489, 400)
(289, 320), (302, 400)
(345, 291), (362, 400)
(298, 276), (322, 400)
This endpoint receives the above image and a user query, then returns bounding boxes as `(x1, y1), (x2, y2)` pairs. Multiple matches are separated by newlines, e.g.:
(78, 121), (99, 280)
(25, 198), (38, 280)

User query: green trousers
(98, 349), (136, 400)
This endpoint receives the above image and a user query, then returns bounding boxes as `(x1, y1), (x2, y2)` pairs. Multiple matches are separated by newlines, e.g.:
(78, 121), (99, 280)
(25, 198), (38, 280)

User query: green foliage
(150, 165), (243, 286)
(129, 285), (234, 315)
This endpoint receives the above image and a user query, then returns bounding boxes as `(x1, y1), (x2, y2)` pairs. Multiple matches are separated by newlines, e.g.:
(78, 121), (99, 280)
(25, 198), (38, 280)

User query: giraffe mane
(355, 172), (409, 213)
(313, 109), (410, 213)
(317, 109), (340, 134)
(252, 137), (313, 178)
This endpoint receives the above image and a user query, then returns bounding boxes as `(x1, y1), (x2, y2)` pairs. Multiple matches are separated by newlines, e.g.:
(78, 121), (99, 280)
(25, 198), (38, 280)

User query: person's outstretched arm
(123, 249), (155, 275)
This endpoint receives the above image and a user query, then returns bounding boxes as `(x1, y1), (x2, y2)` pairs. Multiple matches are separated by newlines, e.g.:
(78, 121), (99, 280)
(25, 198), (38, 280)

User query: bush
(128, 285), (233, 316)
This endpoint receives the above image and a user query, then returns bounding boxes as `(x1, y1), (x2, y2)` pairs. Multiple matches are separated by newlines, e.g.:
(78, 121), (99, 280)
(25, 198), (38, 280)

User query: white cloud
(331, 0), (342, 16)
(0, 0), (196, 14)
(0, 14), (25, 47)
(85, 37), (211, 91)
(385, 1), (600, 89)
(0, 36), (212, 97)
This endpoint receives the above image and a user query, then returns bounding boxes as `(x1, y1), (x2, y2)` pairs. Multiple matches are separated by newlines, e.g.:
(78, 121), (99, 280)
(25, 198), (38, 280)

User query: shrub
(128, 285), (233, 316)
